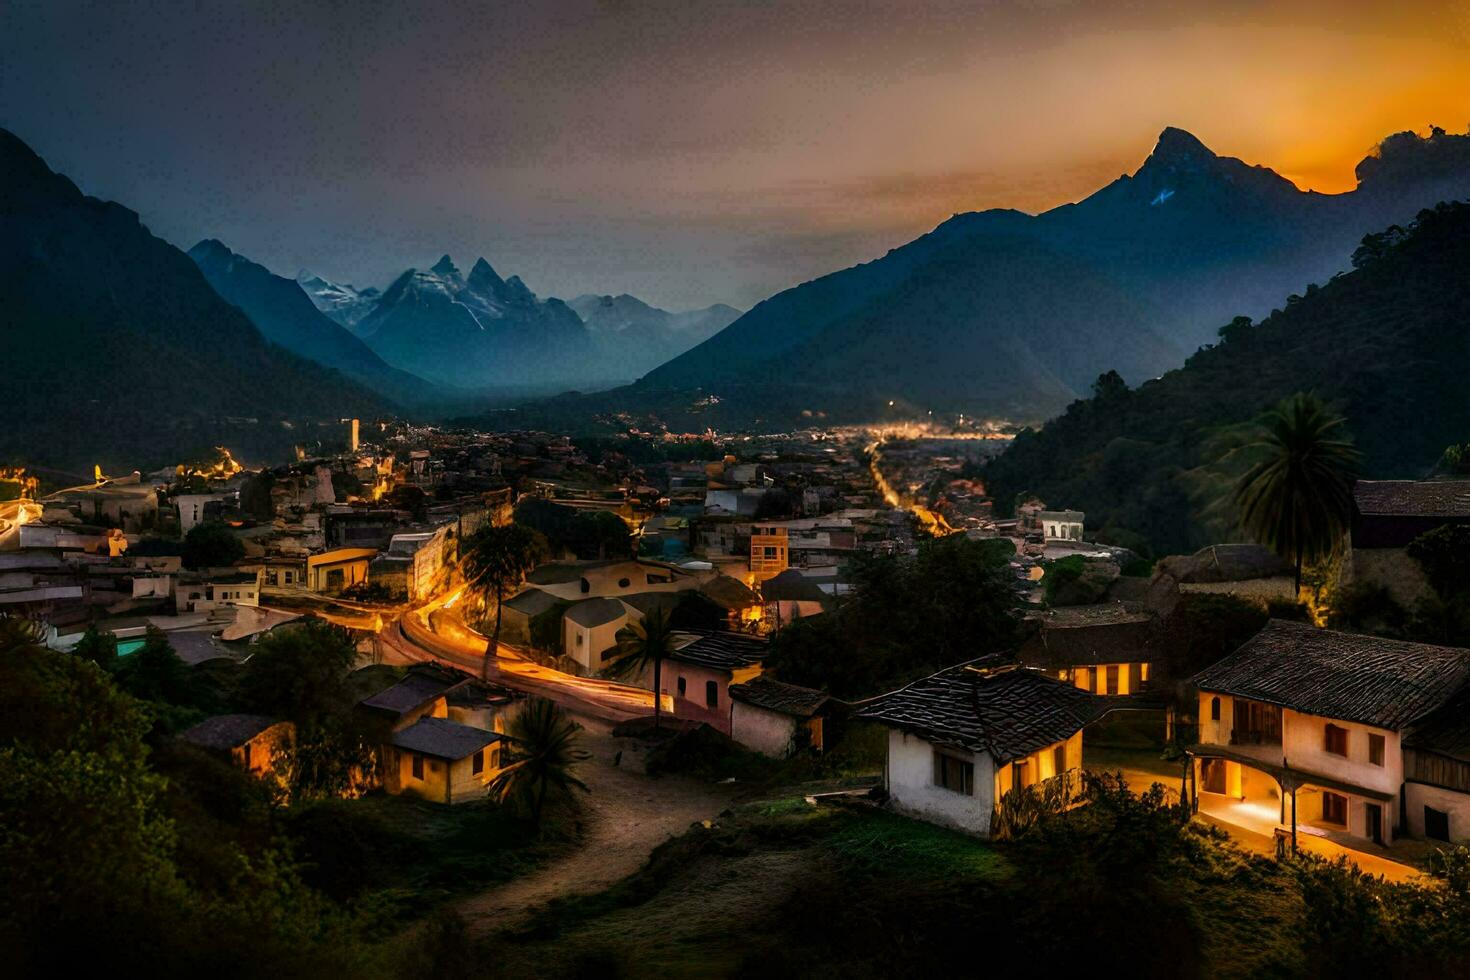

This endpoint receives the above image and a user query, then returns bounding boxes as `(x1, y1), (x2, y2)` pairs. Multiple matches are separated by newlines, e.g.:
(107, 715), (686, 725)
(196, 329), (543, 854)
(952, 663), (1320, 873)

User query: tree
(113, 626), (197, 711)
(607, 606), (679, 731)
(181, 520), (245, 570)
(489, 697), (589, 826)
(462, 523), (549, 677)
(237, 617), (358, 729)
(1231, 393), (1360, 591)
(0, 615), (45, 657)
(72, 625), (119, 671)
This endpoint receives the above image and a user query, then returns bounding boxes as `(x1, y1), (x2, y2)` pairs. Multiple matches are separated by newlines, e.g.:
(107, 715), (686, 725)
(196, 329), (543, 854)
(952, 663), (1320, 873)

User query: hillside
(0, 128), (387, 474)
(568, 293), (740, 379)
(189, 240), (437, 407)
(983, 201), (1470, 555)
(612, 126), (1470, 427)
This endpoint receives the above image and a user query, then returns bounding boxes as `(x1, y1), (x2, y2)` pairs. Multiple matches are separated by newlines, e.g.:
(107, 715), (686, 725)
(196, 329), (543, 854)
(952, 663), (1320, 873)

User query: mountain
(297, 272), (379, 332)
(348, 255), (596, 390)
(622, 125), (1470, 426)
(567, 293), (741, 378)
(983, 200), (1470, 556)
(189, 240), (436, 406)
(0, 128), (387, 474)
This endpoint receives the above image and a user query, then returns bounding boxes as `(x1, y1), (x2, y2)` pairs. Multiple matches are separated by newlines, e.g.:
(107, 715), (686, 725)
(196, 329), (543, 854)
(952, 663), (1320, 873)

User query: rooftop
(1353, 480), (1470, 518)
(179, 714), (282, 751)
(729, 675), (829, 717)
(668, 630), (769, 671)
(1193, 621), (1470, 731)
(391, 716), (500, 760)
(858, 658), (1102, 764)
(360, 668), (464, 716)
(565, 596), (628, 629)
(503, 587), (561, 617)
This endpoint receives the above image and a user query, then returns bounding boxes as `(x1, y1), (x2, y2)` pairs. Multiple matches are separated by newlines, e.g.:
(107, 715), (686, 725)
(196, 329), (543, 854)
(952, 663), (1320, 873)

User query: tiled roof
(391, 717), (500, 760)
(729, 675), (829, 717)
(565, 597), (628, 628)
(857, 658), (1102, 764)
(1159, 543), (1293, 583)
(667, 630), (768, 671)
(503, 588), (560, 616)
(360, 669), (462, 716)
(1020, 603), (1158, 668)
(180, 714), (282, 750)
(1192, 621), (1470, 731)
(1353, 480), (1470, 518)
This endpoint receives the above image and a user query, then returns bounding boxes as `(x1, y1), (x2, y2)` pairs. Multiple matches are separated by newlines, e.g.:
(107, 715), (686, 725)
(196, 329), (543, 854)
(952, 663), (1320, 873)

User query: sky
(2, 0), (1467, 311)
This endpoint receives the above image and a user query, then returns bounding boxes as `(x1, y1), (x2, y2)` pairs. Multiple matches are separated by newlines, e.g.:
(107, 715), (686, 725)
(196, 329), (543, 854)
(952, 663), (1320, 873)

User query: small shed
(387, 716), (504, 804)
(729, 675), (833, 757)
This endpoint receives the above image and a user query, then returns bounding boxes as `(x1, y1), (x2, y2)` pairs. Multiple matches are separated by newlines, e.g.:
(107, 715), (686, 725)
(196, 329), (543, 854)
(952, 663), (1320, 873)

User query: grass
(285, 792), (574, 912)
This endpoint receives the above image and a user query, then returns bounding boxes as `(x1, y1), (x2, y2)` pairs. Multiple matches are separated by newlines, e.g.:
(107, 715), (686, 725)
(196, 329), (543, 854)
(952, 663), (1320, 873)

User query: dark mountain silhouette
(349, 255), (597, 390)
(617, 125), (1470, 426)
(984, 200), (1470, 556)
(188, 239), (436, 407)
(567, 293), (741, 379)
(0, 128), (387, 473)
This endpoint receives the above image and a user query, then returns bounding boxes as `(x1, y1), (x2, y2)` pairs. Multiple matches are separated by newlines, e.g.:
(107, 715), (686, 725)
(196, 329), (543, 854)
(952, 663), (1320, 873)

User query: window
(242, 742), (253, 768)
(472, 749), (484, 775)
(618, 578), (631, 589)
(677, 676), (687, 697)
(1426, 805), (1451, 842)
(764, 547), (778, 559)
(705, 680), (718, 708)
(576, 632), (584, 646)
(1105, 665), (1120, 696)
(1012, 759), (1030, 792)
(411, 754), (424, 780)
(1368, 733), (1385, 767)
(1325, 724), (1349, 757)
(933, 751), (974, 796)
(1210, 697), (1222, 721)
(1053, 743), (1067, 777)
(1321, 791), (1348, 825)
(580, 578), (590, 594)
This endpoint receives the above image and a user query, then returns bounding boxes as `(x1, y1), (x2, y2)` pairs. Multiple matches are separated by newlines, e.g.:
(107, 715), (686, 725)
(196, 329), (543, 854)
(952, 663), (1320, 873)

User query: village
(7, 409), (1470, 918)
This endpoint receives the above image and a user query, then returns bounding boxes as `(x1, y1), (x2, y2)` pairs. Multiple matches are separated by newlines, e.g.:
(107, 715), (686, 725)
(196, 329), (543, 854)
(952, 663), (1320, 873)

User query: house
(175, 491), (237, 533)
(1189, 621), (1470, 849)
(371, 524), (453, 601)
(387, 716), (503, 804)
(750, 525), (789, 581)
(858, 658), (1102, 836)
(563, 597), (632, 673)
(179, 714), (294, 783)
(1155, 543), (1295, 605)
(1038, 510), (1085, 542)
(1018, 602), (1159, 697)
(525, 558), (712, 603)
(358, 666), (464, 731)
(652, 630), (768, 732)
(729, 675), (833, 757)
(499, 587), (564, 647)
(175, 570), (260, 614)
(1342, 480), (1470, 608)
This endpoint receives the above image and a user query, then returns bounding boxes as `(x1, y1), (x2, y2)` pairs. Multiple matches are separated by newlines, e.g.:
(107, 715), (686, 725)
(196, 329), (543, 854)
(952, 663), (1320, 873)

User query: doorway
(1365, 802), (1383, 845)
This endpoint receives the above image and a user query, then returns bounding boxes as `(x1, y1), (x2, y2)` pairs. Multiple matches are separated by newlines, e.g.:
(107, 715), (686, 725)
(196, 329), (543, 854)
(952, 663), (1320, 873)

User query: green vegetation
(985, 202), (1470, 556)
(1332, 522), (1470, 647)
(607, 606), (678, 730)
(182, 519), (246, 569)
(461, 522), (550, 669)
(1231, 392), (1359, 589)
(512, 498), (633, 560)
(766, 534), (1017, 698)
(488, 698), (590, 826)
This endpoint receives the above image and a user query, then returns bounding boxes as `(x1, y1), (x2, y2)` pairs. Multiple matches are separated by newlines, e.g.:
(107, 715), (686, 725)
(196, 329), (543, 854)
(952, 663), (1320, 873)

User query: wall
(651, 661), (763, 733)
(1342, 547), (1435, 611)
(565, 616), (627, 673)
(992, 731), (1082, 798)
(1404, 783), (1470, 842)
(1178, 577), (1296, 605)
(885, 729), (996, 836)
(731, 702), (799, 757)
(387, 747), (450, 803)
(445, 744), (501, 804)
(1281, 708), (1401, 800)
(1069, 662), (1149, 696)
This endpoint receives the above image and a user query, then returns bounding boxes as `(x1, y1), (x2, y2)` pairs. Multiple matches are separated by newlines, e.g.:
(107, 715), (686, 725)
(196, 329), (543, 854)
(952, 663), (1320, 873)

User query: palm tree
(461, 523), (548, 678)
(489, 698), (589, 825)
(0, 615), (45, 656)
(1232, 392), (1360, 592)
(607, 606), (679, 731)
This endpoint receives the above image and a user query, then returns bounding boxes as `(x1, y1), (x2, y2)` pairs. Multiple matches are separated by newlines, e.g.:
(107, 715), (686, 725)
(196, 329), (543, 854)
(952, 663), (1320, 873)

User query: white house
(1190, 621), (1470, 849)
(858, 658), (1102, 836)
(1038, 510), (1085, 543)
(729, 675), (832, 757)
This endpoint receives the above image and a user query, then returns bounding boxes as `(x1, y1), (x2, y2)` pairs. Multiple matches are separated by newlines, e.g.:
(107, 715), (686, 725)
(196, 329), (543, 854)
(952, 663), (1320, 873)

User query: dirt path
(456, 716), (742, 936)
